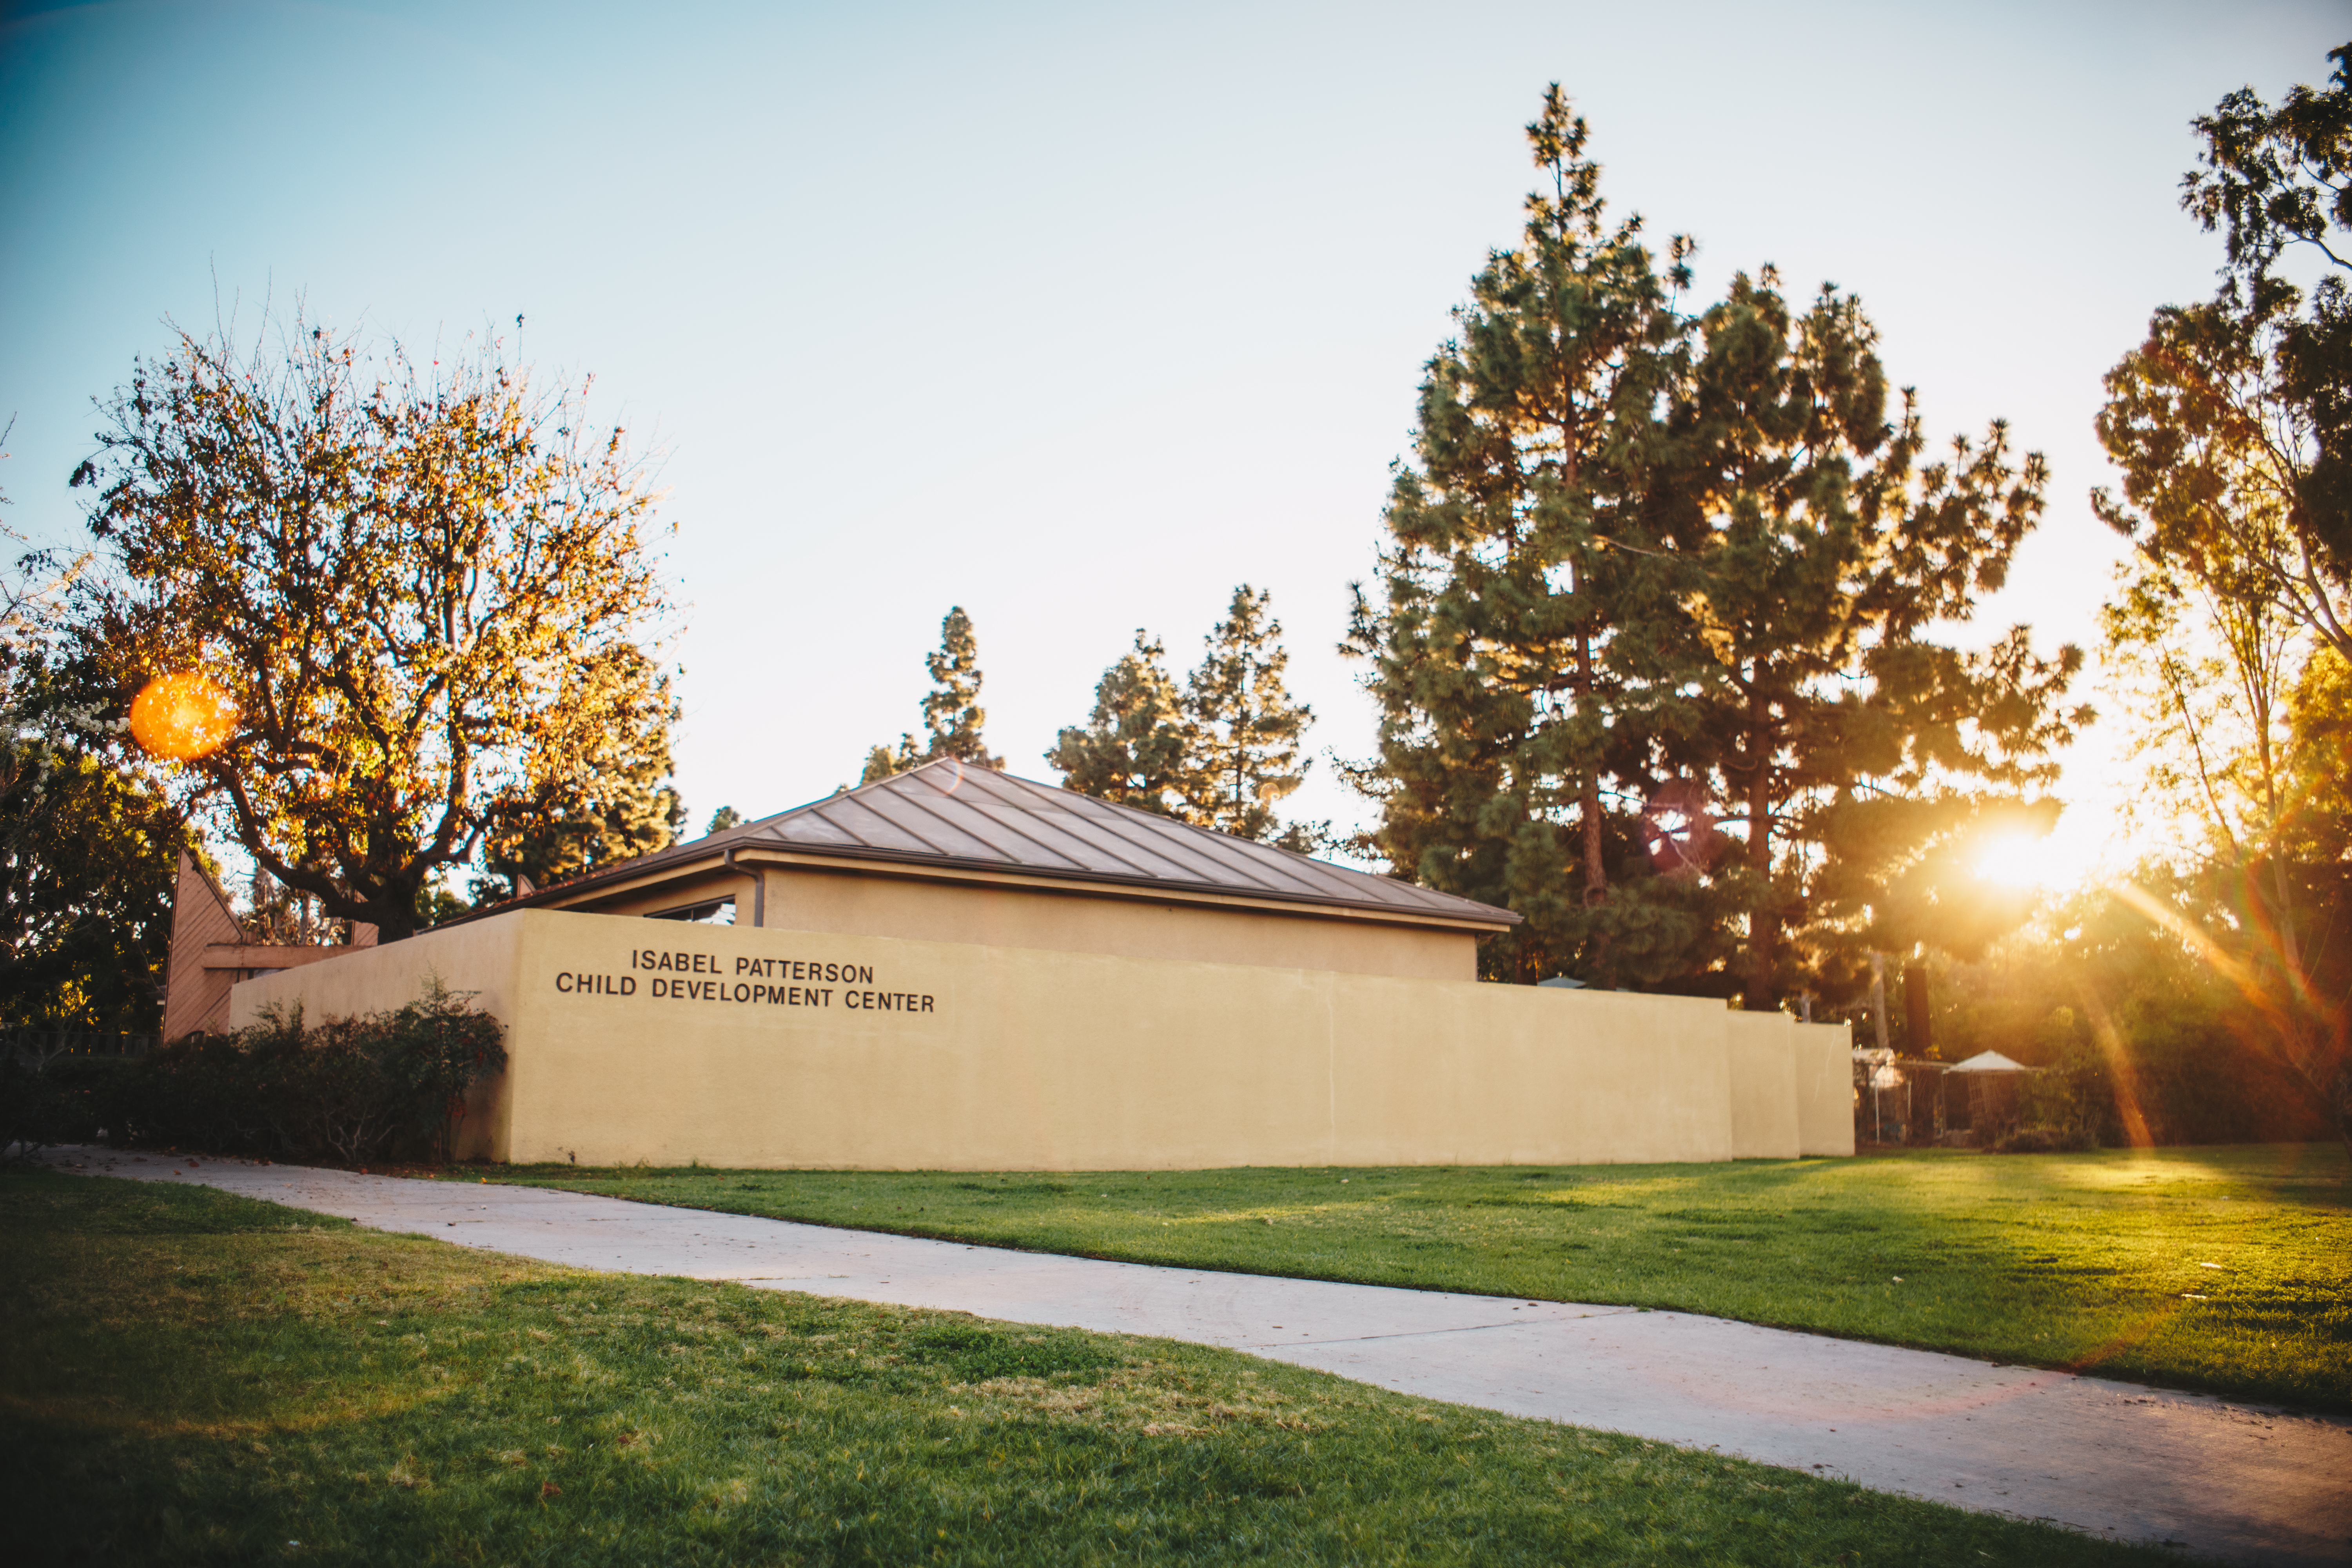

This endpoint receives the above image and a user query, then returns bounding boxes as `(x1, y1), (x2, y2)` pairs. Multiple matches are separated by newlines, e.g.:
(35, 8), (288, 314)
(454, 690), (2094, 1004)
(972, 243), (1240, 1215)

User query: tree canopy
(1051, 586), (1320, 848)
(1046, 630), (1193, 815)
(1350, 89), (2082, 1004)
(1346, 87), (1688, 982)
(1185, 586), (1315, 844)
(477, 646), (686, 901)
(862, 607), (1003, 784)
(2180, 41), (2352, 581)
(67, 314), (678, 942)
(1655, 273), (2080, 1011)
(2091, 39), (2352, 1145)
(1, 422), (195, 1029)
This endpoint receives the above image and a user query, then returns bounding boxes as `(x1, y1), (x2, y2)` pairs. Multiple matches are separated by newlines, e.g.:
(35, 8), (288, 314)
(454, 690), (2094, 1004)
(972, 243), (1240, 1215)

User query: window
(647, 897), (735, 926)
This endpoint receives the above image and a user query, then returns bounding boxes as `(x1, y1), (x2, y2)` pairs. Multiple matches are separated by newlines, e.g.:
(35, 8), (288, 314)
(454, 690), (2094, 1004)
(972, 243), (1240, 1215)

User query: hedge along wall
(232, 908), (1854, 1170)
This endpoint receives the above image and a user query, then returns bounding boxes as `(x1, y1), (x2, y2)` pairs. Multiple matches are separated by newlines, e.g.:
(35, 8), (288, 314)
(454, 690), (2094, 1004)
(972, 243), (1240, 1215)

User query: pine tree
(1347, 86), (1691, 982)
(863, 606), (1002, 783)
(1183, 586), (1314, 842)
(1045, 631), (1194, 815)
(1656, 272), (2084, 1011)
(859, 735), (922, 786)
(921, 606), (995, 764)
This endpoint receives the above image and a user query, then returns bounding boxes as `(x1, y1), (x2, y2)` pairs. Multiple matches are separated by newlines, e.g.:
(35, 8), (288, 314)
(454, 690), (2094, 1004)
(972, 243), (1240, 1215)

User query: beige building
(228, 761), (1853, 1169)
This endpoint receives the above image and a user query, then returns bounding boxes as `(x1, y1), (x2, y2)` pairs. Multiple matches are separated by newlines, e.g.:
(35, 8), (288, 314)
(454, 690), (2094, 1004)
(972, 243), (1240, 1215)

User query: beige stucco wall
(1725, 1012), (1801, 1159)
(232, 908), (1850, 1171)
(1792, 1021), (1859, 1157)
(574, 864), (1479, 982)
(230, 916), (523, 1161)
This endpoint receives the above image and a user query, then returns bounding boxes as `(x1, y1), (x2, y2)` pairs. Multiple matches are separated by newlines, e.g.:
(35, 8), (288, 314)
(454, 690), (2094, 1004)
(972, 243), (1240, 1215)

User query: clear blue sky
(1, 0), (2342, 857)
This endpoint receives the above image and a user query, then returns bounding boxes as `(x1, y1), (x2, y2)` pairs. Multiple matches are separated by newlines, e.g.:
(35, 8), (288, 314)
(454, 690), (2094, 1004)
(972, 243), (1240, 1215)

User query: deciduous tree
(477, 644), (684, 900)
(68, 314), (677, 942)
(2180, 41), (2352, 579)
(2091, 40), (2352, 1147)
(1, 423), (195, 1028)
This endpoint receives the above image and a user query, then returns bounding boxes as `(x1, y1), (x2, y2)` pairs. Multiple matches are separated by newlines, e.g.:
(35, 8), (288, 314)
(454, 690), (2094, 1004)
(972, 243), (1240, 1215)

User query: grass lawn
(485, 1143), (2352, 1414)
(0, 1172), (2181, 1567)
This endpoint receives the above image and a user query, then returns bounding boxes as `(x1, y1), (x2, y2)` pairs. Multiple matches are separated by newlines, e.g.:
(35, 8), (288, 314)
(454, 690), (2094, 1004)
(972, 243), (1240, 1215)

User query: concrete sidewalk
(45, 1148), (2351, 1566)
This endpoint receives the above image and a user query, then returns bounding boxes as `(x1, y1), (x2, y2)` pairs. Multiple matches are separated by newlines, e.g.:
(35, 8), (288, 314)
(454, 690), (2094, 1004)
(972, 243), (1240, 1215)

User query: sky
(2, 0), (2344, 884)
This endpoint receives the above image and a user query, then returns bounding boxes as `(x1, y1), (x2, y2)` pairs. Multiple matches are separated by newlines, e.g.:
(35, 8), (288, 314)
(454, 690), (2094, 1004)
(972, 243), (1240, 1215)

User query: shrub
(2, 1051), (145, 1161)
(106, 978), (506, 1164)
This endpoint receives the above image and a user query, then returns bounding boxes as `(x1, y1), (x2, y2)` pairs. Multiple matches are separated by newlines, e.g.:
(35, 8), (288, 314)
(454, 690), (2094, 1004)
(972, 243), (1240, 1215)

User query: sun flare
(1975, 833), (2047, 887)
(1973, 812), (2111, 894)
(129, 671), (237, 761)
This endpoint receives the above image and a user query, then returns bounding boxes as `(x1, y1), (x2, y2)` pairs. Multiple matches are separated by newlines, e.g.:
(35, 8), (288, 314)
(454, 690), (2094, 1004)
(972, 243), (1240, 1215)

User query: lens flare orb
(129, 671), (238, 760)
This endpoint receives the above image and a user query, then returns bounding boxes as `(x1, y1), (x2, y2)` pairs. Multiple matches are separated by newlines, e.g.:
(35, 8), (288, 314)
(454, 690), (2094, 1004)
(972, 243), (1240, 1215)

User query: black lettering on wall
(578, 953), (914, 1016)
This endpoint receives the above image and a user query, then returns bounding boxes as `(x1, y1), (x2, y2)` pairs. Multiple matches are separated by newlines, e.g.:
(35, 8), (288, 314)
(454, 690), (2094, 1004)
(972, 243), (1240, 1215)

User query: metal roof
(533, 759), (1519, 928)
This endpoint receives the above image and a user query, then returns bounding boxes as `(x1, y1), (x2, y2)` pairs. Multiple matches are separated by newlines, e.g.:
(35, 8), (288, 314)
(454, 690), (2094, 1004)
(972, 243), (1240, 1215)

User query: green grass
(488, 1143), (2352, 1413)
(0, 1172), (2180, 1566)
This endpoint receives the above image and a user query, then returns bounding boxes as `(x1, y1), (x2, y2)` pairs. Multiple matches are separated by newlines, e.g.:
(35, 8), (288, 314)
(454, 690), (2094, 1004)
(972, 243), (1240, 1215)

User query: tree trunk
(1743, 690), (1777, 1012)
(1904, 959), (1932, 1058)
(1575, 629), (1605, 904)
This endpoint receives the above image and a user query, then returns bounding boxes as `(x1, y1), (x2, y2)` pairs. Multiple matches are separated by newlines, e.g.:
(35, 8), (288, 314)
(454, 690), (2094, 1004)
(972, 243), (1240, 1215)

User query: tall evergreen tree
(920, 606), (993, 763)
(1045, 631), (1193, 815)
(1183, 586), (1314, 843)
(1347, 86), (1691, 982)
(1654, 272), (2083, 1011)
(863, 606), (1002, 783)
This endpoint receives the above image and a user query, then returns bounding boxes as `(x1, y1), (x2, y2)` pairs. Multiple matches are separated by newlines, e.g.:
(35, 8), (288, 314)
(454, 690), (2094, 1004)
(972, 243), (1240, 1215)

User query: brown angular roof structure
(498, 759), (1518, 931)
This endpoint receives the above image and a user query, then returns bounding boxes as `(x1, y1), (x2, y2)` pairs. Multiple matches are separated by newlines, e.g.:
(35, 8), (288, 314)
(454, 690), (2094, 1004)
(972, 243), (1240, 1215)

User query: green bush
(106, 979), (505, 1164)
(28, 1056), (139, 1145)
(1, 1053), (143, 1160)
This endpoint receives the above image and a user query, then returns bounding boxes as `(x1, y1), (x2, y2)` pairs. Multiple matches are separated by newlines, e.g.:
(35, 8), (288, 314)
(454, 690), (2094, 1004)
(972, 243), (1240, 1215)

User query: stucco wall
(1792, 1021), (1859, 1157)
(571, 864), (1479, 981)
(231, 916), (524, 1161)
(1725, 1012), (1800, 1159)
(232, 908), (1851, 1170)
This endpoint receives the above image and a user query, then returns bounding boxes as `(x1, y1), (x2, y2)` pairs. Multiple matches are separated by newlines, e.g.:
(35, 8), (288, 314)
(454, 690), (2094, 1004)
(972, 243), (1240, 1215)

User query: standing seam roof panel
(942, 793), (1175, 881)
(870, 769), (1153, 875)
(801, 794), (961, 857)
(1088, 812), (1314, 897)
(1004, 777), (1307, 892)
(874, 787), (1098, 871)
(508, 760), (1518, 927)
(946, 768), (1253, 884)
(985, 794), (1252, 886)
